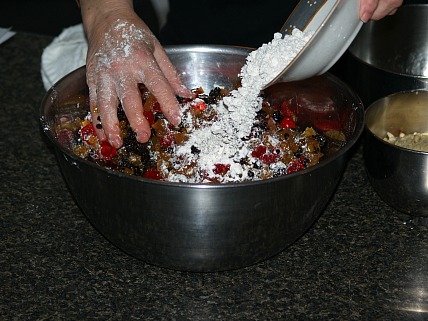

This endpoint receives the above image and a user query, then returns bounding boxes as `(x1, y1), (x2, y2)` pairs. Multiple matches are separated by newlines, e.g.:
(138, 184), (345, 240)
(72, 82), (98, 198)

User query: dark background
(1, 0), (426, 37)
(0, 0), (159, 36)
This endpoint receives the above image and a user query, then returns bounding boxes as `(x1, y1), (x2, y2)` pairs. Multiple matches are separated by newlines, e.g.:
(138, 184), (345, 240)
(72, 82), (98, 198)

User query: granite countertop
(1, 32), (428, 320)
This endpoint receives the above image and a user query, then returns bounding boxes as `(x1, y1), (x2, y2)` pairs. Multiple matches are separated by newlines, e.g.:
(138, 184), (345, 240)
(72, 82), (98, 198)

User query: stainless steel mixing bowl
(40, 45), (364, 271)
(364, 90), (428, 217)
(345, 4), (428, 107)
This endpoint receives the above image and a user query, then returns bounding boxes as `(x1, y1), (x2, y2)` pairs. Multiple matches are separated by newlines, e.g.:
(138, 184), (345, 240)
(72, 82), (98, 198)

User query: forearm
(79, 0), (135, 41)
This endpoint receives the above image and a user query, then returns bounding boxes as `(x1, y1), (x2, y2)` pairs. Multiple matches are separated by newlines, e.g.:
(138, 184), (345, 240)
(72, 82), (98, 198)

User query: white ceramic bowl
(266, 0), (363, 87)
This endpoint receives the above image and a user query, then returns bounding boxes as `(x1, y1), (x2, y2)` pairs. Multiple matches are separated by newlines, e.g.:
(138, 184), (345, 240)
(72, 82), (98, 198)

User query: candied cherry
(80, 123), (96, 140)
(260, 153), (279, 165)
(251, 145), (267, 158)
(143, 110), (155, 125)
(190, 99), (207, 111)
(153, 102), (162, 113)
(100, 141), (116, 160)
(213, 163), (231, 175)
(286, 159), (305, 174)
(144, 169), (162, 180)
(160, 132), (174, 148)
(280, 117), (296, 129)
(251, 145), (279, 164)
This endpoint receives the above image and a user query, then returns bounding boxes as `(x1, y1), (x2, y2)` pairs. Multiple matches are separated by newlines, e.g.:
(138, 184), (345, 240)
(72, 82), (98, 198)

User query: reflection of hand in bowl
(364, 90), (428, 217)
(40, 46), (364, 271)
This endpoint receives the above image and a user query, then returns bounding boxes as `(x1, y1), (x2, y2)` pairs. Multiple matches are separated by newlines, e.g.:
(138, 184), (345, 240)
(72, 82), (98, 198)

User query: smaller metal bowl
(364, 90), (428, 216)
(346, 4), (428, 106)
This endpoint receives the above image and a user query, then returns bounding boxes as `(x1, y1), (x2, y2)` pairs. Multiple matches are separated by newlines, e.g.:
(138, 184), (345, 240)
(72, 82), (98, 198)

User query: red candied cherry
(144, 169), (162, 180)
(153, 102), (162, 113)
(251, 145), (279, 164)
(286, 159), (305, 174)
(190, 99), (207, 111)
(280, 117), (296, 129)
(160, 132), (175, 148)
(213, 163), (231, 175)
(80, 123), (96, 140)
(251, 145), (267, 158)
(143, 110), (155, 125)
(260, 153), (279, 165)
(100, 141), (116, 160)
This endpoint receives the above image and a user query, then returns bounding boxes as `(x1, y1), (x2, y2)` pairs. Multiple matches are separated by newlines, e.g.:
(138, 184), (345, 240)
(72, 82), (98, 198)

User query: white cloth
(41, 24), (88, 90)
(0, 27), (15, 45)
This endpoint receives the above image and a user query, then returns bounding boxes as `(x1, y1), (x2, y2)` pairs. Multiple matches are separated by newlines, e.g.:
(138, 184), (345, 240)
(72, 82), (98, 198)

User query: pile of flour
(167, 29), (313, 183)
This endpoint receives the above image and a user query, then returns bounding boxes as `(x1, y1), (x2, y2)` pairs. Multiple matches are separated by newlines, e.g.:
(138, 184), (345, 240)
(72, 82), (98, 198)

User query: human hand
(80, 0), (192, 148)
(360, 0), (403, 23)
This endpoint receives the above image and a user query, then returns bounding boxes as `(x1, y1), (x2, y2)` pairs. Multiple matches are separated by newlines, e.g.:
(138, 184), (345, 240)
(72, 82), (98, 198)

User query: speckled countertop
(1, 32), (428, 320)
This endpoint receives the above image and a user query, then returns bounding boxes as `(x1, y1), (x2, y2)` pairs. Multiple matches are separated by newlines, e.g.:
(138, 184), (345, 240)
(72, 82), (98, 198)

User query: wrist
(79, 0), (135, 40)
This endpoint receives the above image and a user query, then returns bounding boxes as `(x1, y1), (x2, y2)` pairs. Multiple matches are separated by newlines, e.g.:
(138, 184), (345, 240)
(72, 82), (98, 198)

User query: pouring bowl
(264, 0), (363, 88)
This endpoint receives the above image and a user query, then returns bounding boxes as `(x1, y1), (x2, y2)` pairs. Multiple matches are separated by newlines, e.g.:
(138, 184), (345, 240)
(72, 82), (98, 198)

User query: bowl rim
(40, 46), (365, 189)
(365, 89), (428, 155)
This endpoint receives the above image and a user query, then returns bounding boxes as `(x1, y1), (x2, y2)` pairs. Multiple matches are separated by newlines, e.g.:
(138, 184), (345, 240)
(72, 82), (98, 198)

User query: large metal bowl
(364, 90), (428, 217)
(345, 4), (428, 107)
(40, 45), (364, 271)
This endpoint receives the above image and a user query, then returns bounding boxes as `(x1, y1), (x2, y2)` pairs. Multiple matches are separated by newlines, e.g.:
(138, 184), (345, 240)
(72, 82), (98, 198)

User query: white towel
(41, 24), (88, 90)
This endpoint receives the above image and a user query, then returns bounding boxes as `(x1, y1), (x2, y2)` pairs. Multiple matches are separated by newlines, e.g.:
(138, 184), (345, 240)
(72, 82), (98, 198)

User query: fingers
(116, 76), (151, 143)
(96, 74), (122, 148)
(88, 54), (183, 147)
(139, 58), (183, 126)
(360, 0), (403, 23)
(87, 72), (107, 143)
(88, 70), (123, 148)
(153, 42), (193, 99)
(84, 18), (191, 148)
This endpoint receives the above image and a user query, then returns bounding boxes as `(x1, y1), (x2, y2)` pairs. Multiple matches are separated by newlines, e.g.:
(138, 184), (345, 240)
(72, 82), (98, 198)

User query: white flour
(165, 29), (312, 183)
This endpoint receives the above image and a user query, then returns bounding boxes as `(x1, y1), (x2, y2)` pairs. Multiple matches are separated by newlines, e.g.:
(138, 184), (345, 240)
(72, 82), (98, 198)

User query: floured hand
(80, 0), (192, 148)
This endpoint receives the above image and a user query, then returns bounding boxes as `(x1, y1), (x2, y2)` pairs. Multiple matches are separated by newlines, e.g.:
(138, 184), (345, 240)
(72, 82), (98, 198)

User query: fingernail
(137, 130), (150, 143)
(360, 12), (369, 23)
(108, 134), (123, 149)
(172, 113), (181, 126)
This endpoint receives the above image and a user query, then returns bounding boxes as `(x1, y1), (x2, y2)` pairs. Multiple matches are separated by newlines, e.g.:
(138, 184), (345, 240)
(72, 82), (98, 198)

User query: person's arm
(79, 0), (191, 148)
(360, 0), (403, 23)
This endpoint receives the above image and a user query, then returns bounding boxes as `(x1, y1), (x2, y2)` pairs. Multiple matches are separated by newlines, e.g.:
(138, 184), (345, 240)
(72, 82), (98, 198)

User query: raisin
(166, 146), (174, 154)
(273, 168), (287, 177)
(253, 161), (262, 169)
(191, 145), (201, 154)
(272, 110), (284, 122)
(294, 147), (303, 158)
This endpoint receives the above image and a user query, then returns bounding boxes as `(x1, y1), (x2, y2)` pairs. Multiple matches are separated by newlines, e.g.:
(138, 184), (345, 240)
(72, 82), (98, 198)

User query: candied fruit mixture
(54, 85), (339, 183)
